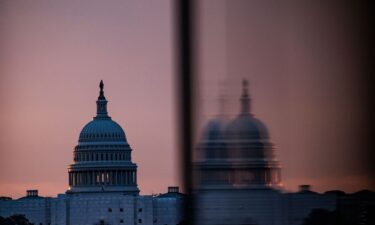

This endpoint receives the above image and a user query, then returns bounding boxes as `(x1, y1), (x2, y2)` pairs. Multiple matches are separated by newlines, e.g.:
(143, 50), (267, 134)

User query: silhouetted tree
(0, 196), (12, 201)
(93, 219), (110, 225)
(302, 209), (335, 225)
(302, 205), (374, 225)
(0, 214), (30, 225)
(177, 220), (187, 225)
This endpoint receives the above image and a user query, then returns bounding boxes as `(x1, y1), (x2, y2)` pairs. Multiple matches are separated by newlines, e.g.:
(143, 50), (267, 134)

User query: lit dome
(79, 119), (127, 142)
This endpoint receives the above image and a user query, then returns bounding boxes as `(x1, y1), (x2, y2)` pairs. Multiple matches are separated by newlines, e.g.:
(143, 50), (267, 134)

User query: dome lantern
(95, 80), (110, 119)
(240, 79), (251, 114)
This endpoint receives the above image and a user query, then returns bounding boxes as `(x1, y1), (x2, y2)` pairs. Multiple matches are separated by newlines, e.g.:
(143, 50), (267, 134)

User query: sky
(0, 0), (178, 198)
(0, 0), (374, 198)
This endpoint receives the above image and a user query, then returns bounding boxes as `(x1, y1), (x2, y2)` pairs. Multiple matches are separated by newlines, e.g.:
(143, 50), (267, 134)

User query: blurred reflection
(195, 80), (281, 188)
(193, 80), (284, 225)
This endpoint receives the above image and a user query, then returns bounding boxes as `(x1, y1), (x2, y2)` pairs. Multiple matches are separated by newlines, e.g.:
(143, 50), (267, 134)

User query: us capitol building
(0, 81), (185, 225)
(1, 80), (370, 225)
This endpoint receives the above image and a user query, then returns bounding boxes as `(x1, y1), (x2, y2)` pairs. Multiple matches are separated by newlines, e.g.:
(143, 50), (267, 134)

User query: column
(126, 171), (128, 184)
(125, 171), (128, 184)
(92, 171), (95, 185)
(73, 172), (77, 186)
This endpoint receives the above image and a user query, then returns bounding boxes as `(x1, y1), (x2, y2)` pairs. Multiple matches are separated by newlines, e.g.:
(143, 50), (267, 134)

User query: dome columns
(68, 170), (137, 187)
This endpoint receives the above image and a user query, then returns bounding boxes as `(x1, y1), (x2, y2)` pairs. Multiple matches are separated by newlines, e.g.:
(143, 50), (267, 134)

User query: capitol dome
(79, 119), (127, 142)
(68, 81), (139, 195)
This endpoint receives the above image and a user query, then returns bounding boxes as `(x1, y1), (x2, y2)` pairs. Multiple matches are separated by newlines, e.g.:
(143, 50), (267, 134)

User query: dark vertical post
(176, 0), (195, 224)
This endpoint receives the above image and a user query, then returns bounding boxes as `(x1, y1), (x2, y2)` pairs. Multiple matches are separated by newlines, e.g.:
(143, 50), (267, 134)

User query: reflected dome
(202, 117), (228, 141)
(225, 114), (269, 140)
(195, 79), (281, 189)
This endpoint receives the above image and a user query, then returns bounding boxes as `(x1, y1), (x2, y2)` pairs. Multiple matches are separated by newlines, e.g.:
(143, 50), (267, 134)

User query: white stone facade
(1, 189), (185, 225)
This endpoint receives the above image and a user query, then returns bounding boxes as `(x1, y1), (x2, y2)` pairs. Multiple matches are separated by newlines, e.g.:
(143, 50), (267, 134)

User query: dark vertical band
(176, 0), (195, 224)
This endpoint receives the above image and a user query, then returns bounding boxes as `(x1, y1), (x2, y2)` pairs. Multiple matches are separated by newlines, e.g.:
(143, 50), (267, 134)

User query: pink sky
(0, 0), (178, 198)
(0, 0), (373, 198)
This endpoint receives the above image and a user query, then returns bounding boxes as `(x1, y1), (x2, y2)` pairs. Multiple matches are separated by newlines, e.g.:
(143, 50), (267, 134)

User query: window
(138, 219), (142, 223)
(138, 208), (142, 212)
(120, 219), (124, 223)
(108, 208), (112, 212)
(120, 208), (123, 212)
